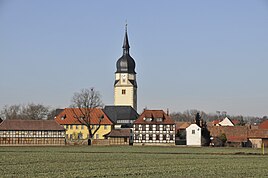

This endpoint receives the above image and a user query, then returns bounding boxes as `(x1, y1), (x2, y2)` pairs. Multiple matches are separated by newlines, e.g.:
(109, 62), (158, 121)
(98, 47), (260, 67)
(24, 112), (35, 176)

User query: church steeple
(114, 24), (138, 111)
(123, 24), (130, 55)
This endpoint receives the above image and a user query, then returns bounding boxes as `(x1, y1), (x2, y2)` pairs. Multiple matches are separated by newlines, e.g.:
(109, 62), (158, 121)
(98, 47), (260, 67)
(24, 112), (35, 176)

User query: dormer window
(155, 118), (163, 122)
(61, 114), (66, 120)
(144, 118), (152, 122)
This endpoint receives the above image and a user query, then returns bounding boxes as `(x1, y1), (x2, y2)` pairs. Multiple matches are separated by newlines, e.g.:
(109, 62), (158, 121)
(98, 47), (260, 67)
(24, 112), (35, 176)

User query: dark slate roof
(114, 80), (137, 87)
(103, 106), (139, 124)
(55, 109), (64, 117)
(129, 80), (137, 87)
(105, 128), (131, 138)
(116, 54), (136, 74)
(0, 119), (65, 131)
(114, 80), (119, 86)
(116, 27), (136, 74)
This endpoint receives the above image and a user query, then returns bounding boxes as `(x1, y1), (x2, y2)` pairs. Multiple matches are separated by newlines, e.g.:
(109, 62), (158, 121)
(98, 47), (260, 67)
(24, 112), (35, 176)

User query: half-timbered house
(133, 110), (175, 145)
(0, 119), (65, 146)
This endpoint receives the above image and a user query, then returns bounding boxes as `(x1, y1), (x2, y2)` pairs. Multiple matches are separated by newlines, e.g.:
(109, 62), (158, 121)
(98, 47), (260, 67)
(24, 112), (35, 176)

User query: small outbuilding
(248, 129), (268, 148)
(186, 124), (201, 146)
(105, 128), (133, 145)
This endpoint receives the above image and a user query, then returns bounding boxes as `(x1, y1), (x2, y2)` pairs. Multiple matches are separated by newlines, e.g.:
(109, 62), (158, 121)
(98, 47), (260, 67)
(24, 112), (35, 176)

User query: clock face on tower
(121, 74), (127, 83)
(122, 74), (126, 79)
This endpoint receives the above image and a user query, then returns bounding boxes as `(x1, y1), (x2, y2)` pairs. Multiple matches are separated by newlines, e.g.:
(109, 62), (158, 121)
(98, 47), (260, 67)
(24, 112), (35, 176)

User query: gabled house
(218, 117), (234, 126)
(186, 124), (202, 146)
(211, 117), (236, 126)
(55, 108), (113, 144)
(0, 119), (65, 146)
(133, 110), (175, 145)
(103, 106), (139, 128)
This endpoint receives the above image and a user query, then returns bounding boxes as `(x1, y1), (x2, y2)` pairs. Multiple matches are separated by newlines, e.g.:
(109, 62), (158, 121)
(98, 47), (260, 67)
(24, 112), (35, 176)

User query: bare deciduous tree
(21, 103), (50, 120)
(70, 88), (104, 145)
(0, 105), (22, 120)
(1, 103), (50, 120)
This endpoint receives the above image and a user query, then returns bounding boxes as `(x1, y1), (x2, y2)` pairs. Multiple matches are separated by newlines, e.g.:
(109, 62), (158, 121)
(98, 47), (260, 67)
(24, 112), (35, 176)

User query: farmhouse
(208, 126), (248, 147)
(55, 108), (113, 144)
(133, 110), (175, 145)
(0, 119), (65, 146)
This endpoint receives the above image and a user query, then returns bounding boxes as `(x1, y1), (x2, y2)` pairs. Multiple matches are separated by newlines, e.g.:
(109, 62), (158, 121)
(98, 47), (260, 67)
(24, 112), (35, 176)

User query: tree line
(0, 103), (57, 120)
(0, 89), (267, 126)
(170, 109), (267, 125)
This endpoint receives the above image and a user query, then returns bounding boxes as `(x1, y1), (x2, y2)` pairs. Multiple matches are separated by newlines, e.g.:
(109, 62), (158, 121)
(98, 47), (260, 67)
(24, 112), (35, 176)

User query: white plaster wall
(186, 124), (201, 146)
(249, 138), (262, 148)
(114, 86), (134, 106)
(219, 117), (234, 126)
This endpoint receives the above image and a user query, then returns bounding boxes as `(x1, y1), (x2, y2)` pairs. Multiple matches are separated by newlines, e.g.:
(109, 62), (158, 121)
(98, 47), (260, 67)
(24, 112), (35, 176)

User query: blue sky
(1, 1), (268, 116)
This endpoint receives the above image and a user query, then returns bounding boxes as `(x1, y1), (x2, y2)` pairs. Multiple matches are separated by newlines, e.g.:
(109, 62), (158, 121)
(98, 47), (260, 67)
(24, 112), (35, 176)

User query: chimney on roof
(167, 108), (169, 116)
(143, 106), (147, 111)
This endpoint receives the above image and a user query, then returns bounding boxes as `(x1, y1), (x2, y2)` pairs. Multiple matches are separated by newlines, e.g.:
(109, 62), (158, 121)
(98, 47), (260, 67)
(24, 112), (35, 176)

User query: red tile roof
(212, 120), (220, 125)
(232, 119), (240, 125)
(259, 120), (268, 129)
(134, 110), (175, 124)
(248, 129), (268, 139)
(0, 120), (65, 131)
(175, 122), (191, 130)
(208, 126), (248, 142)
(55, 108), (113, 125)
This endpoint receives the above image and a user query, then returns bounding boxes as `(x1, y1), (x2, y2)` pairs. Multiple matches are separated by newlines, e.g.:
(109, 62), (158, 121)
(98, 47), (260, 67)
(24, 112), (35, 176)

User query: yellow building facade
(64, 124), (112, 140)
(55, 108), (113, 141)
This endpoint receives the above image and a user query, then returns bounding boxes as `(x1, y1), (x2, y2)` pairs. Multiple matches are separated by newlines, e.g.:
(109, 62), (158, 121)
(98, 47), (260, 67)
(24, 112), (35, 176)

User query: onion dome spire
(116, 24), (136, 74)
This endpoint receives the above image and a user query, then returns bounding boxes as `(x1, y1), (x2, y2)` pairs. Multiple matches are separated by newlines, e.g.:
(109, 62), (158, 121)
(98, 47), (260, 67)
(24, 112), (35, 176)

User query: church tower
(114, 25), (137, 111)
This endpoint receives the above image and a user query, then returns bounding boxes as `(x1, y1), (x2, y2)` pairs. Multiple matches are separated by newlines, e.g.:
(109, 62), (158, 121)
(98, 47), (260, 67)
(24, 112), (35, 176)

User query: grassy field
(0, 146), (268, 177)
